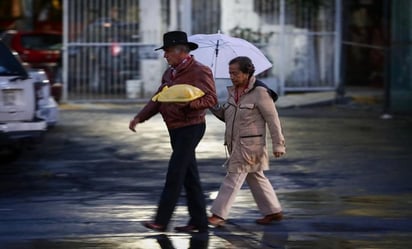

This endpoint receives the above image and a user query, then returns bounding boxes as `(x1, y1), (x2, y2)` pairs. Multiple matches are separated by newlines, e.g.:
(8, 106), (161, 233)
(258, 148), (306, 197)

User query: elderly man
(129, 31), (217, 233)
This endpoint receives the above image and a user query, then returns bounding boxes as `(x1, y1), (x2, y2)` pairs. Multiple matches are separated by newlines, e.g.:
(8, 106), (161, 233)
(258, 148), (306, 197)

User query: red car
(0, 30), (63, 102)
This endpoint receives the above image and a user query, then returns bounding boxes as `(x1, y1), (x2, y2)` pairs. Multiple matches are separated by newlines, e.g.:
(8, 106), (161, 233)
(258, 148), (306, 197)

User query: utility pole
(381, 0), (392, 119)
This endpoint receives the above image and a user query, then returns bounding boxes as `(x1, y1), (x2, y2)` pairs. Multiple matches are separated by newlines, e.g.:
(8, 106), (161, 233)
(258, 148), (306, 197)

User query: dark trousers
(155, 123), (208, 229)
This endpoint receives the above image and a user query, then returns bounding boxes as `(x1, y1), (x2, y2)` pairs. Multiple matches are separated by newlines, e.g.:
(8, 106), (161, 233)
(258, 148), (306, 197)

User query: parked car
(0, 41), (52, 157)
(9, 50), (59, 127)
(0, 30), (63, 102)
(68, 18), (141, 93)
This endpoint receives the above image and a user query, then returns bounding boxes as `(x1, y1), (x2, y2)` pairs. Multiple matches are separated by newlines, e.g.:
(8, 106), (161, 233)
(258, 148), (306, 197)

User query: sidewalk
(277, 91), (337, 108)
(59, 88), (384, 111)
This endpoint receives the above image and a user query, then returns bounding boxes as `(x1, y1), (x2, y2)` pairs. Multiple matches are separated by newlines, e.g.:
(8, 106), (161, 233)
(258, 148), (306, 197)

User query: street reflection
(147, 233), (209, 249)
(209, 191), (218, 200)
(2, 106), (411, 248)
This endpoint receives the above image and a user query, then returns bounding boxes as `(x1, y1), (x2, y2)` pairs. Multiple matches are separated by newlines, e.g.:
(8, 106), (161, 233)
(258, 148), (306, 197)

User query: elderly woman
(208, 56), (286, 226)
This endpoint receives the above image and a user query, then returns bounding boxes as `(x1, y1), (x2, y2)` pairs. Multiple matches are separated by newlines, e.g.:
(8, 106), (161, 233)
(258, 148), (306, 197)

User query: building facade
(2, 0), (410, 113)
(61, 0), (341, 100)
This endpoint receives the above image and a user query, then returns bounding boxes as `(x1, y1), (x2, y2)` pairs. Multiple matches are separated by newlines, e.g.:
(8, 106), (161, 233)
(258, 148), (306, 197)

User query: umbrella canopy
(188, 33), (272, 78)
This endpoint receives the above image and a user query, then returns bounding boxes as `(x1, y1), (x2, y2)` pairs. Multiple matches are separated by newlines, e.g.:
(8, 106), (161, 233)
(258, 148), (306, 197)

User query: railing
(63, 0), (341, 101)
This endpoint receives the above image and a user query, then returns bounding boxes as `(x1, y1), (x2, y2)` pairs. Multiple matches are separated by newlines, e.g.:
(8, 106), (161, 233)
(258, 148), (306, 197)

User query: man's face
(163, 46), (186, 67)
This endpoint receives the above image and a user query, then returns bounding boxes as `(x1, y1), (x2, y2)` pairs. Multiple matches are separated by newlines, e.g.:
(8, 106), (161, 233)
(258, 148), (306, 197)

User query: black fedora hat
(155, 31), (198, 51)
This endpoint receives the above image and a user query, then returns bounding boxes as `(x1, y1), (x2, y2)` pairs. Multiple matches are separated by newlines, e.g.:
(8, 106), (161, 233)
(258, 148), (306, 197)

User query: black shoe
(142, 221), (166, 232)
(174, 225), (208, 233)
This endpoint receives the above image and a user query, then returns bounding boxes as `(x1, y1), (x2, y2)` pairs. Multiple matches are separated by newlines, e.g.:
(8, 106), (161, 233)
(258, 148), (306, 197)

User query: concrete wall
(139, 0), (165, 97)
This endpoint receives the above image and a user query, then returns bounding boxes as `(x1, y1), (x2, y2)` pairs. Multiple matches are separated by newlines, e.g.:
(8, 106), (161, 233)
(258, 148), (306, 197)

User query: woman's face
(229, 63), (249, 87)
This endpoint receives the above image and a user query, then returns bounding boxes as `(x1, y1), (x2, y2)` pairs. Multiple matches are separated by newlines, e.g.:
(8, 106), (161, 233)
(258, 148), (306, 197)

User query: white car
(0, 41), (48, 154)
(10, 50), (60, 127)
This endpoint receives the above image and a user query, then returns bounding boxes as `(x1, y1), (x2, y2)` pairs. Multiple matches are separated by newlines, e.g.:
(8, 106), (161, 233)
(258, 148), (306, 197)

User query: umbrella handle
(213, 39), (220, 78)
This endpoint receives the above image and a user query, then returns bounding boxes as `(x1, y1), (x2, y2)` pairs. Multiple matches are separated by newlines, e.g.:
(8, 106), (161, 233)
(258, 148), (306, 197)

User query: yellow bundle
(152, 84), (205, 102)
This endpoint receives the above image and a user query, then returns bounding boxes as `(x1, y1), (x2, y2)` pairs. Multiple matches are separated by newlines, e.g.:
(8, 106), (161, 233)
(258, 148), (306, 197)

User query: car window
(0, 41), (28, 77)
(20, 34), (62, 50)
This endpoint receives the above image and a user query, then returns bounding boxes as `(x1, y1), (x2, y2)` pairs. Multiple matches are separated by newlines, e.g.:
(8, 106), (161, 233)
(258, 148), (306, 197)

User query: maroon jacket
(135, 56), (217, 129)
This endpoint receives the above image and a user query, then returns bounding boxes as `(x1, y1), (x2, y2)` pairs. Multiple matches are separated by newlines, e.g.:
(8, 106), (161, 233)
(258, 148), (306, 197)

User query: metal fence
(251, 0), (341, 94)
(63, 0), (341, 101)
(63, 0), (159, 101)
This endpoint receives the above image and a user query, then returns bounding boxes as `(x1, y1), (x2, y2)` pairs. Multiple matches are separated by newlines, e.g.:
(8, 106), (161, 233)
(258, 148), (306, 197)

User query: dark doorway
(342, 0), (385, 87)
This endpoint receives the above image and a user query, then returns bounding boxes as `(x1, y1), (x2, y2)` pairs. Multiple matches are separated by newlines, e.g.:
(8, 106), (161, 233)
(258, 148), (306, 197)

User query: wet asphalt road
(0, 103), (411, 248)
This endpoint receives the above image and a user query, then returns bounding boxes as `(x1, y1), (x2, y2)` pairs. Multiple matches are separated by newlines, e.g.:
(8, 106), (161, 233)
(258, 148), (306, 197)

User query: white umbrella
(188, 33), (272, 78)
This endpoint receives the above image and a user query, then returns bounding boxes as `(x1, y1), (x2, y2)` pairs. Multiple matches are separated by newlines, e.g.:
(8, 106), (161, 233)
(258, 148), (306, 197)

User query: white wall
(220, 0), (259, 34)
(139, 0), (166, 97)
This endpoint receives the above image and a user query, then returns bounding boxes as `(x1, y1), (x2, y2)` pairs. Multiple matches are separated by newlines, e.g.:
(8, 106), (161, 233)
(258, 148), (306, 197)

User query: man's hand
(129, 117), (139, 132)
(273, 151), (284, 158)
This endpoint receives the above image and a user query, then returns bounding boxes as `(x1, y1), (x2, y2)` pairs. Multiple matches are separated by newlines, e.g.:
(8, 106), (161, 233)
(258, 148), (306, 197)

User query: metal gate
(241, 0), (341, 94)
(62, 0), (160, 101)
(189, 0), (341, 95)
(63, 0), (341, 101)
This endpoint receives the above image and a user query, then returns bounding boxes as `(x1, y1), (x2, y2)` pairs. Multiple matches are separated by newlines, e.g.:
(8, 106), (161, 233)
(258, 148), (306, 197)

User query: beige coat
(211, 77), (285, 173)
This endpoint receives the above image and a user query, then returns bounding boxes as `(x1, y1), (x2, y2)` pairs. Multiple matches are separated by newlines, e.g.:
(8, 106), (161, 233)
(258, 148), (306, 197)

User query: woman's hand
(129, 117), (140, 132)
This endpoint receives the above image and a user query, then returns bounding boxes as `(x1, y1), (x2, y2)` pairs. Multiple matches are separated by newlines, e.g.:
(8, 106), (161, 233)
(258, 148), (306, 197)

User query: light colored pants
(211, 171), (282, 219)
